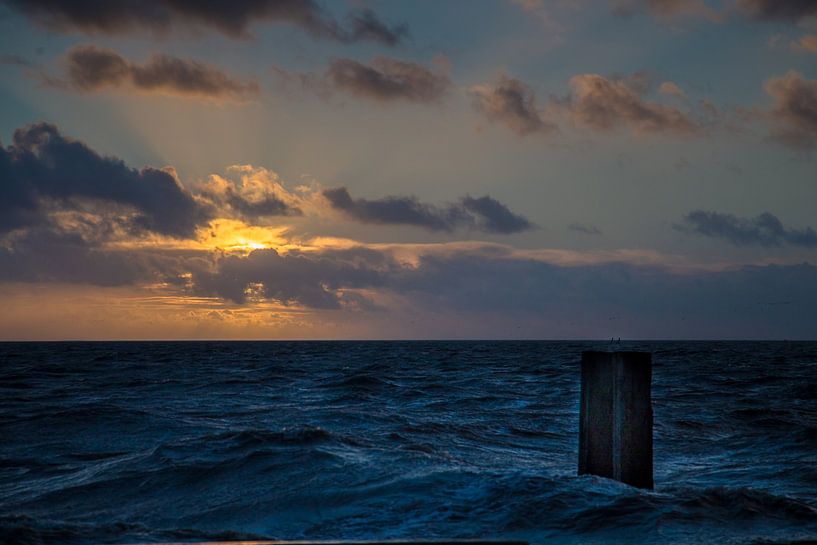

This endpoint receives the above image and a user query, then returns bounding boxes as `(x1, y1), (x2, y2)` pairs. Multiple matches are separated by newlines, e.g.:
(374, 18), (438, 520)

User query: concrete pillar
(578, 351), (653, 489)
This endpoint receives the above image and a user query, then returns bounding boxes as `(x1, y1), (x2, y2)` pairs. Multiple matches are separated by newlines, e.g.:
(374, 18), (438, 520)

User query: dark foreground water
(1, 341), (816, 545)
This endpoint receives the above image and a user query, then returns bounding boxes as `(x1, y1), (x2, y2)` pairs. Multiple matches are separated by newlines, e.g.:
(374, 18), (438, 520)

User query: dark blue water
(1, 341), (816, 545)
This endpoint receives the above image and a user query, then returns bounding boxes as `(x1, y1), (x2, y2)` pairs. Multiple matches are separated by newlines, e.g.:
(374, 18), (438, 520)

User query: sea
(1, 341), (816, 545)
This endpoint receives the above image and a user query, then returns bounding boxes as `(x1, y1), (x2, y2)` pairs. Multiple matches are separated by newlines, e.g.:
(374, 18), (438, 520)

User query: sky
(0, 0), (816, 340)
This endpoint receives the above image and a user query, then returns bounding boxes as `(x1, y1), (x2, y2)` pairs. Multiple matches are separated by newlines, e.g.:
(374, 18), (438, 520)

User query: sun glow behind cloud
(198, 219), (292, 253)
(104, 218), (292, 253)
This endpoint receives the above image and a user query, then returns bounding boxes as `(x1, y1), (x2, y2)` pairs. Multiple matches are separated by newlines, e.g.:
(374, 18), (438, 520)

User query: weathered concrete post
(578, 351), (653, 489)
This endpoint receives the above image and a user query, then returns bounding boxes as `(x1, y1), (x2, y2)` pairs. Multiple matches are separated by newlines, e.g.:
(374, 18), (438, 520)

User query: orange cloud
(791, 35), (817, 54)
(764, 71), (817, 150)
(469, 74), (557, 136)
(564, 73), (701, 134)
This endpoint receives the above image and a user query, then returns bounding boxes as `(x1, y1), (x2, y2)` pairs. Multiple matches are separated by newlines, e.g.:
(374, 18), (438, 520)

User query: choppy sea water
(1, 341), (816, 545)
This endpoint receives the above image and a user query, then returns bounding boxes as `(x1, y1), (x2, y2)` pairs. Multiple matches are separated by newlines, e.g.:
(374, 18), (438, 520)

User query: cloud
(658, 81), (686, 99)
(677, 210), (817, 247)
(398, 254), (817, 338)
(0, 228), (183, 286)
(468, 72), (717, 139)
(179, 242), (817, 339)
(0, 122), (208, 237)
(60, 45), (258, 101)
(736, 0), (817, 22)
(0, 0), (408, 45)
(345, 8), (409, 47)
(192, 247), (394, 308)
(322, 187), (458, 232)
(1, 121), (534, 251)
(469, 74), (556, 136)
(510, 0), (547, 11)
(563, 73), (702, 134)
(791, 34), (817, 53)
(324, 57), (450, 103)
(0, 54), (34, 68)
(3, 243), (817, 339)
(322, 187), (533, 234)
(613, 0), (719, 18)
(198, 165), (303, 220)
(613, 0), (817, 24)
(460, 195), (535, 234)
(763, 71), (817, 150)
(507, 0), (573, 41)
(1, 191), (816, 338)
(568, 222), (603, 235)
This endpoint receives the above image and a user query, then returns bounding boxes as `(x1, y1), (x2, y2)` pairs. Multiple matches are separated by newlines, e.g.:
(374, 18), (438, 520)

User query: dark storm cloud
(564, 73), (701, 134)
(392, 253), (817, 338)
(1, 0), (408, 45)
(736, 0), (817, 22)
(192, 247), (393, 308)
(677, 210), (817, 247)
(460, 195), (535, 234)
(185, 243), (817, 338)
(322, 187), (534, 234)
(0, 122), (208, 237)
(325, 57), (450, 103)
(469, 74), (556, 136)
(763, 71), (817, 150)
(1, 178), (815, 337)
(323, 187), (468, 232)
(614, 0), (817, 23)
(0, 228), (181, 286)
(63, 46), (258, 101)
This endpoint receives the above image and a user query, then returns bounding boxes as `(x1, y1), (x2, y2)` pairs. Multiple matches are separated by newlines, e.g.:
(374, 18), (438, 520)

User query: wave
(0, 515), (270, 545)
(1, 340), (816, 545)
